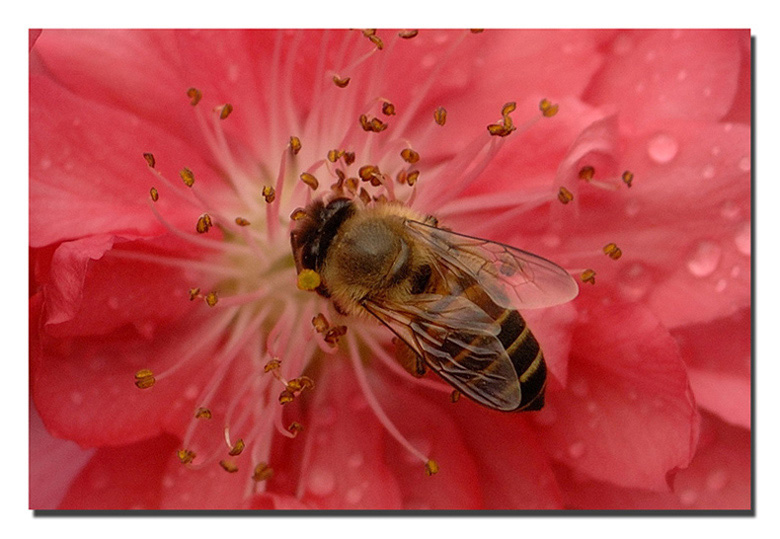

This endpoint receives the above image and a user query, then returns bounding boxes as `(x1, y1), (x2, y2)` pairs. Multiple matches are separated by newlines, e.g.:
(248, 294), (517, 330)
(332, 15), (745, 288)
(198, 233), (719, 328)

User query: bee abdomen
(496, 309), (546, 411)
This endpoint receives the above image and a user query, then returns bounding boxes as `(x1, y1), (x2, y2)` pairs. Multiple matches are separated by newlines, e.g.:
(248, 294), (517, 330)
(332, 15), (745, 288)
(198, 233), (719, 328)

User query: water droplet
(619, 263), (652, 301)
(308, 468), (336, 497)
(701, 164), (716, 179)
(702, 87), (712, 98)
(163, 475), (175, 489)
(634, 82), (645, 94)
(647, 133), (679, 164)
(711, 146), (721, 157)
(184, 385), (199, 400)
(228, 64), (239, 83)
(542, 233), (561, 248)
(734, 222), (751, 256)
(678, 489), (698, 506)
(134, 321), (156, 340)
(567, 441), (586, 459)
(720, 200), (740, 221)
(686, 241), (722, 277)
(70, 391), (84, 405)
(347, 453), (364, 469)
(715, 279), (727, 292)
(676, 69), (688, 81)
(107, 296), (119, 310)
(738, 155), (751, 172)
(421, 54), (436, 68)
(569, 377), (588, 398)
(730, 265), (741, 278)
(586, 400), (598, 414)
(644, 50), (657, 62)
(624, 199), (640, 218)
(706, 469), (729, 492)
(724, 123), (734, 133)
(40, 157), (52, 170)
(345, 486), (365, 505)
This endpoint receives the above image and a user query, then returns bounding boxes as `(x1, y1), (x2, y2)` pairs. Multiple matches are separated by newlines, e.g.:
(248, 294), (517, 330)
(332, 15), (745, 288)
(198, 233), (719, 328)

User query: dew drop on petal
(107, 296), (119, 310)
(586, 400), (598, 414)
(720, 200), (740, 221)
(184, 384), (199, 400)
(647, 133), (679, 164)
(542, 233), (561, 248)
(567, 441), (586, 459)
(624, 199), (640, 218)
(706, 469), (729, 492)
(345, 485), (365, 505)
(347, 453), (364, 469)
(738, 155), (751, 172)
(676, 69), (688, 81)
(308, 468), (336, 497)
(715, 278), (728, 293)
(162, 475), (175, 489)
(734, 222), (751, 256)
(686, 241), (722, 277)
(678, 489), (698, 506)
(40, 157), (52, 170)
(703, 87), (712, 98)
(619, 263), (652, 301)
(701, 164), (716, 179)
(70, 391), (84, 405)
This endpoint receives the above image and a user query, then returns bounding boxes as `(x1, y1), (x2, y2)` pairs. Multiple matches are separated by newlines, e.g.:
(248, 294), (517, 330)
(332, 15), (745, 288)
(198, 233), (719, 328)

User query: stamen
(262, 186), (276, 203)
(143, 153), (156, 168)
(177, 449), (197, 465)
(218, 103), (233, 120)
(398, 30), (419, 39)
(312, 313), (329, 333)
(300, 172), (319, 190)
(579, 166), (596, 181)
(219, 460), (239, 473)
(195, 213), (213, 234)
(290, 208), (307, 221)
(234, 217), (251, 226)
(425, 460), (439, 476)
(622, 170), (635, 187)
(134, 369), (156, 389)
(179, 167), (196, 187)
(382, 101), (396, 116)
(189, 288), (201, 301)
(581, 269), (597, 284)
(228, 438), (246, 456)
(346, 333), (434, 470)
(433, 106), (447, 126)
(323, 325), (347, 345)
(539, 98), (559, 117)
(186, 87), (202, 106)
(195, 407), (212, 419)
(288, 422), (304, 436)
(557, 187), (574, 204)
(400, 148), (420, 164)
(603, 243), (623, 260)
(252, 462), (274, 482)
(204, 291), (219, 307)
(289, 136), (302, 155)
(332, 75), (351, 88)
(149, 187), (159, 202)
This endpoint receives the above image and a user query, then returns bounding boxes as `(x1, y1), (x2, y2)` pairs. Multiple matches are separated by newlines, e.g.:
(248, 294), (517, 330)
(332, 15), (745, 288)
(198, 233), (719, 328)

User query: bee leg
(423, 215), (439, 227)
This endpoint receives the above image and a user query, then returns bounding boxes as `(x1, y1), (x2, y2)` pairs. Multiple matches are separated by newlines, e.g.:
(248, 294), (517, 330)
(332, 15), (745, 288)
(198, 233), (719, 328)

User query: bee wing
(405, 220), (579, 310)
(363, 294), (523, 411)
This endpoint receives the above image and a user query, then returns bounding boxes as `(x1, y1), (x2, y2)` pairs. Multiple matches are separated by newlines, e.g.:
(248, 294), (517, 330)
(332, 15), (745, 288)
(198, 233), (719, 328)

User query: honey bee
(290, 198), (578, 411)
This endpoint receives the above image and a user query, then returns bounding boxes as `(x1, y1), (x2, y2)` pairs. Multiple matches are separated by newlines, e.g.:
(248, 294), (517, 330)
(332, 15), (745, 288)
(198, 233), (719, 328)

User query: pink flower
(29, 29), (750, 510)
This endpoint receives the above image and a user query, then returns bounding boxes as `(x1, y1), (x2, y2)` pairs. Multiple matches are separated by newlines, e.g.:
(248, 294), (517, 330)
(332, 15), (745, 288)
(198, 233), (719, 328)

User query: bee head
(290, 198), (356, 273)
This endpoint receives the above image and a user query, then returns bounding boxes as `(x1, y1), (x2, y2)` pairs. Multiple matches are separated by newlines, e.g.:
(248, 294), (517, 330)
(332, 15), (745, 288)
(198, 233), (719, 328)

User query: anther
(425, 459), (440, 476)
(557, 187), (574, 204)
(179, 167), (195, 187)
(235, 217), (251, 226)
(219, 460), (239, 473)
(150, 187), (159, 202)
(359, 187), (372, 205)
(278, 390), (295, 405)
(332, 75), (351, 88)
(327, 149), (344, 163)
(450, 390), (461, 403)
(287, 376), (315, 392)
(579, 166), (595, 181)
(324, 325), (347, 345)
(297, 269), (322, 291)
(622, 170), (635, 188)
(312, 313), (329, 333)
(264, 359), (281, 373)
(252, 462), (274, 482)
(228, 438), (246, 456)
(300, 172), (319, 190)
(177, 449), (196, 465)
(434, 106), (447, 126)
(382, 101), (397, 116)
(470, 29), (485, 33)
(368, 34), (384, 50)
(359, 114), (388, 133)
(343, 152), (356, 165)
(345, 177), (359, 195)
(406, 170), (420, 186)
(195, 407), (212, 419)
(539, 98), (559, 118)
(501, 102), (517, 117)
(290, 208), (307, 221)
(401, 148), (420, 164)
(288, 422), (304, 436)
(134, 369), (156, 389)
(359, 164), (380, 182)
(289, 136), (302, 155)
(189, 288), (201, 301)
(196, 213), (213, 233)
(186, 87), (202, 106)
(603, 243), (623, 260)
(204, 291), (219, 307)
(581, 269), (597, 285)
(218, 103), (233, 120)
(262, 186), (276, 203)
(398, 30), (419, 39)
(143, 153), (156, 168)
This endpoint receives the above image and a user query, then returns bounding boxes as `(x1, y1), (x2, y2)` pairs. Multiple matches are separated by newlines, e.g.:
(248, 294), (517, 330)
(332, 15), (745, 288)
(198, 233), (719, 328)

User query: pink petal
(584, 30), (746, 129)
(535, 301), (699, 491)
(58, 433), (179, 509)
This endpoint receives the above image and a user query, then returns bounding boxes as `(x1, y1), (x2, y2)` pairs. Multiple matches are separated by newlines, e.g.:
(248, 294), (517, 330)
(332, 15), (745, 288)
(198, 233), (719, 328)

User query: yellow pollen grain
(143, 152), (156, 168)
(540, 98), (560, 117)
(196, 213), (213, 234)
(219, 460), (239, 473)
(603, 243), (623, 260)
(252, 462), (274, 482)
(398, 29), (419, 39)
(289, 136), (302, 155)
(235, 217), (251, 226)
(581, 269), (597, 285)
(401, 148), (420, 164)
(186, 87), (202, 106)
(195, 407), (212, 419)
(425, 460), (439, 476)
(177, 449), (196, 465)
(300, 172), (319, 190)
(189, 287), (201, 301)
(204, 291), (219, 307)
(218, 103), (233, 120)
(382, 101), (396, 116)
(134, 369), (156, 389)
(179, 167), (195, 187)
(622, 170), (635, 188)
(557, 187), (574, 204)
(149, 187), (159, 202)
(228, 438), (246, 456)
(434, 106), (447, 126)
(332, 75), (351, 88)
(262, 185), (276, 204)
(579, 166), (595, 181)
(297, 269), (321, 291)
